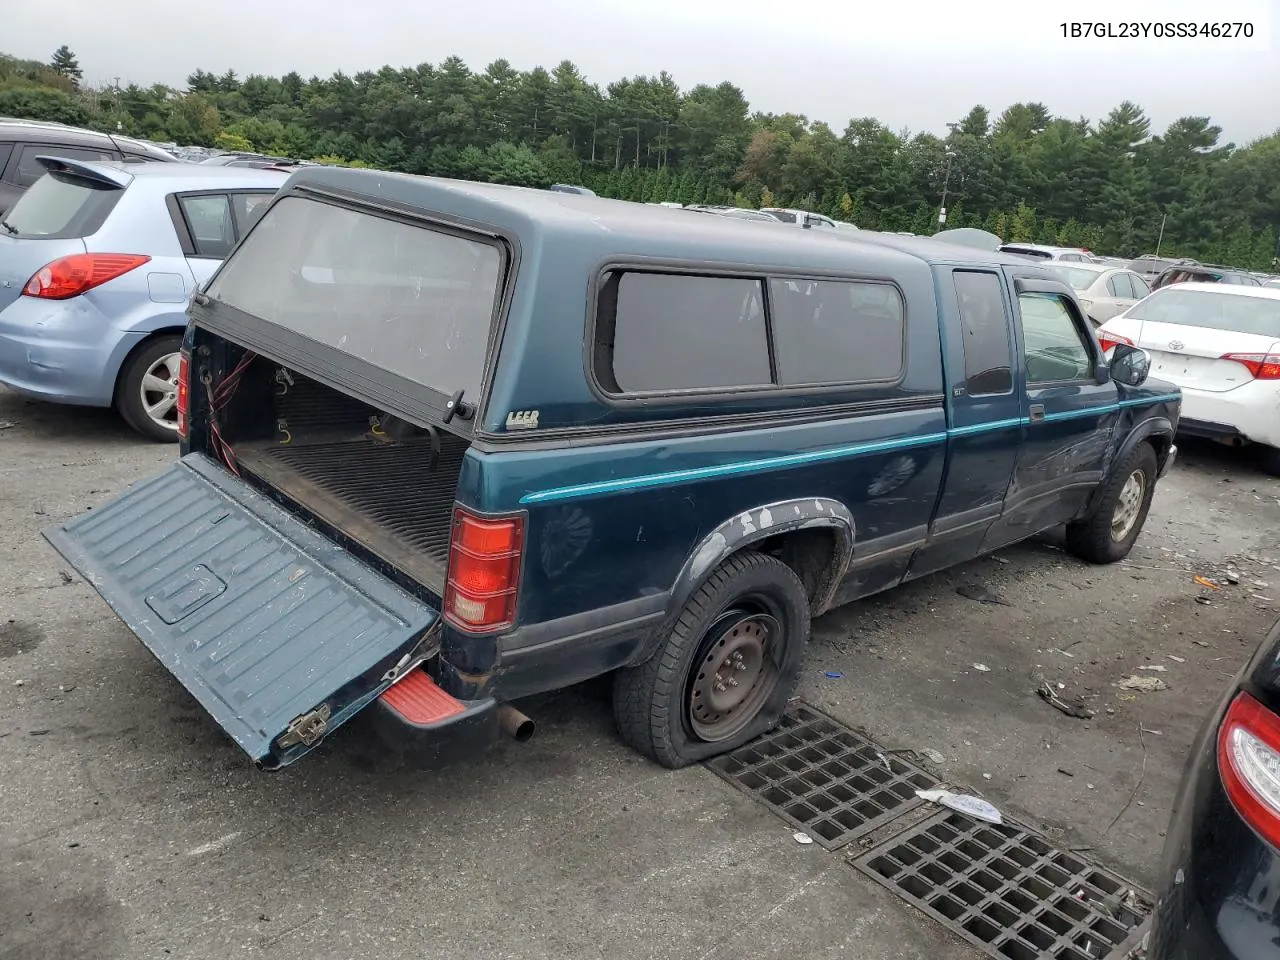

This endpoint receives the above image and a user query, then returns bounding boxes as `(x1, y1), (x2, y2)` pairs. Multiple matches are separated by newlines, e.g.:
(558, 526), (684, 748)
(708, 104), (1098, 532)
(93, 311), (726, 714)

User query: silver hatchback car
(0, 158), (287, 439)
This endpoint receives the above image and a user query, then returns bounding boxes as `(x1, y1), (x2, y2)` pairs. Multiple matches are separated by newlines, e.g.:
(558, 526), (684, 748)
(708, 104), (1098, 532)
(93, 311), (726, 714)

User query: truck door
(906, 268), (1021, 578)
(982, 274), (1118, 550)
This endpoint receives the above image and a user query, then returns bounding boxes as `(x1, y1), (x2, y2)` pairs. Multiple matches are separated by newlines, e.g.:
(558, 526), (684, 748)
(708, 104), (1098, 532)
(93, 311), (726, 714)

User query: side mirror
(1109, 343), (1152, 387)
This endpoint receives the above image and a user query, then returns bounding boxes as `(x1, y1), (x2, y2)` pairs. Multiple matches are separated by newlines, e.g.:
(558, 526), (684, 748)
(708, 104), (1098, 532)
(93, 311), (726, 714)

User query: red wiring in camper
(204, 351), (257, 476)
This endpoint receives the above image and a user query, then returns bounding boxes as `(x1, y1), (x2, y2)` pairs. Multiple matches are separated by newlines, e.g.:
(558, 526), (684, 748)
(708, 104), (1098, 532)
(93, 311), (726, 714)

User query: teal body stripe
(517, 393), (1181, 505)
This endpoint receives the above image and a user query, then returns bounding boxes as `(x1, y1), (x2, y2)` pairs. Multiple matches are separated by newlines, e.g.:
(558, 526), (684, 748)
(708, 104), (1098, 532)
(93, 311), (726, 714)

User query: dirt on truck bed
(2, 387), (1279, 960)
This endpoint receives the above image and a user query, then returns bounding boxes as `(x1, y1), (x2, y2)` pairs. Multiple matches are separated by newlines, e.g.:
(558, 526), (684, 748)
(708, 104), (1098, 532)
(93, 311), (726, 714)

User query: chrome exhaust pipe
(497, 704), (535, 743)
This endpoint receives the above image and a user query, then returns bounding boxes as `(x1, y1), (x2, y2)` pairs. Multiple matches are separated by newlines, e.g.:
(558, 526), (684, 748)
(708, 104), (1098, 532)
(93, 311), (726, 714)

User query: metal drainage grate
(853, 810), (1151, 960)
(705, 702), (937, 850)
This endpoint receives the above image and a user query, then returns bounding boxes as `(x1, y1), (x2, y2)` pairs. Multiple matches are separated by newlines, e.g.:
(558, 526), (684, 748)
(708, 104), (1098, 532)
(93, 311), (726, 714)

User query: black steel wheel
(613, 550), (810, 768)
(687, 607), (781, 742)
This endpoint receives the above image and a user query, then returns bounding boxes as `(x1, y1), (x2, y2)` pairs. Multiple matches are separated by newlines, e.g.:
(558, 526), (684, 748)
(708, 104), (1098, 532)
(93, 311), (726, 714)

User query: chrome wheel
(139, 352), (181, 432)
(1111, 469), (1146, 541)
(688, 608), (781, 742)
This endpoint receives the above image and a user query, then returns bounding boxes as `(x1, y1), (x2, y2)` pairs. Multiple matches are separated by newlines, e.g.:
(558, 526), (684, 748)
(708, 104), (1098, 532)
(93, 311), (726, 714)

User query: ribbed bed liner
(237, 434), (468, 593)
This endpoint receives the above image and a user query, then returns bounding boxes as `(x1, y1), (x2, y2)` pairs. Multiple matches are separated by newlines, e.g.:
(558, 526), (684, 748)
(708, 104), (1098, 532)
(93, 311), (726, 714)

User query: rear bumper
(1177, 384), (1280, 448)
(368, 671), (499, 768)
(0, 296), (139, 406)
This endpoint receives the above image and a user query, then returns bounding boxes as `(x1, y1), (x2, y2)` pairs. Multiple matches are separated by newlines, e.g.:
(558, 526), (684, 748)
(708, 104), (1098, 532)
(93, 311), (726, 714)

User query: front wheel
(1065, 443), (1158, 564)
(613, 551), (810, 768)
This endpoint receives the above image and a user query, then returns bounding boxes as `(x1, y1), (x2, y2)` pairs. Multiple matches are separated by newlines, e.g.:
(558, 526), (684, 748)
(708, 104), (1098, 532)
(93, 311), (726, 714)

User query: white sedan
(1096, 282), (1280, 475)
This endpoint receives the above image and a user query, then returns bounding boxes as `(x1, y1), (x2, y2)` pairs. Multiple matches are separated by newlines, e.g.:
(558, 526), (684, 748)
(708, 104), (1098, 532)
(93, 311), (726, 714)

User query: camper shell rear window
(205, 195), (505, 400)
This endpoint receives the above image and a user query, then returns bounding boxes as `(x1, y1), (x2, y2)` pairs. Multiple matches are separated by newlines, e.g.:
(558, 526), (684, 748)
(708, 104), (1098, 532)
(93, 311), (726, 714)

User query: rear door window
(15, 144), (117, 186)
(596, 272), (770, 393)
(1, 170), (122, 239)
(178, 194), (236, 258)
(1129, 273), (1150, 298)
(953, 271), (1013, 395)
(767, 278), (905, 386)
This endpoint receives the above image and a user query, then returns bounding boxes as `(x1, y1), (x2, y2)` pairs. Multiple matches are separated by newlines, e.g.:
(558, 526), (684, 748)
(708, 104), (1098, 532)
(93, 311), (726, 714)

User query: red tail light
(1222, 352), (1280, 380)
(1219, 692), (1280, 850)
(23, 253), (151, 300)
(1098, 331), (1134, 353)
(443, 508), (524, 632)
(176, 351), (190, 439)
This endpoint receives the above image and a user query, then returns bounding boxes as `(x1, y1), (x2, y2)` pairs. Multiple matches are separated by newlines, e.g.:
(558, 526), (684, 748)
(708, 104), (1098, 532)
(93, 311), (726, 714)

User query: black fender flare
(667, 498), (856, 623)
(1083, 416), (1174, 518)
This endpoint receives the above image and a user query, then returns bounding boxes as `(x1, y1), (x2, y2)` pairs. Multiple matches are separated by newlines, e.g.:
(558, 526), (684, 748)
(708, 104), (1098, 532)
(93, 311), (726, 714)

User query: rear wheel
(115, 335), (183, 443)
(613, 550), (809, 768)
(1065, 443), (1158, 564)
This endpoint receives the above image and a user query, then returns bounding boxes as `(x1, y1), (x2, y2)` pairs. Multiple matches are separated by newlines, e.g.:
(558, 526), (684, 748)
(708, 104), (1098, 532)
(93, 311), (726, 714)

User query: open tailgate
(44, 453), (440, 769)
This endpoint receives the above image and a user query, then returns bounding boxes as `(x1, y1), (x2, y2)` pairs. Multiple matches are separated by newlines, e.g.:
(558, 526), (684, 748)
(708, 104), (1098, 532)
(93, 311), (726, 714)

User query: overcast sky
(8, 0), (1277, 145)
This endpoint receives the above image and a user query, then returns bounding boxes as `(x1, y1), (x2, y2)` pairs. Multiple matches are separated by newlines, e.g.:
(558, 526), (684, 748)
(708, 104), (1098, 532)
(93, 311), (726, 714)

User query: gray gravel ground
(3, 389), (1279, 960)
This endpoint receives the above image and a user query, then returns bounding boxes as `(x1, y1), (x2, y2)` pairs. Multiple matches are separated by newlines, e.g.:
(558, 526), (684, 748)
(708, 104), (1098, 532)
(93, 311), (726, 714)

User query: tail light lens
(443, 508), (524, 632)
(23, 253), (151, 300)
(1098, 331), (1134, 353)
(1219, 692), (1280, 850)
(176, 351), (190, 439)
(1221, 352), (1280, 380)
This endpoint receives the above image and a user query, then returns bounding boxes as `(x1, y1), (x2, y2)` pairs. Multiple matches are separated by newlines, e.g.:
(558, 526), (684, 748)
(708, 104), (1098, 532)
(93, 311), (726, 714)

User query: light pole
(937, 121), (960, 232)
(937, 149), (956, 230)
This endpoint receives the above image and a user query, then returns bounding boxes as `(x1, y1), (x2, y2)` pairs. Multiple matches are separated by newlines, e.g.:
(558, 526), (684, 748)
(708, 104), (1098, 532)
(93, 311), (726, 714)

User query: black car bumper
(366, 670), (500, 769)
(1151, 698), (1280, 958)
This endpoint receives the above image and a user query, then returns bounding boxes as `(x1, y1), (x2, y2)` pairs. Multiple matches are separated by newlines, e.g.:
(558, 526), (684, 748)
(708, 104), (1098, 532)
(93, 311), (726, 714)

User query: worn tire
(1260, 446), (1280, 478)
(1065, 443), (1158, 564)
(115, 334), (183, 443)
(612, 550), (810, 769)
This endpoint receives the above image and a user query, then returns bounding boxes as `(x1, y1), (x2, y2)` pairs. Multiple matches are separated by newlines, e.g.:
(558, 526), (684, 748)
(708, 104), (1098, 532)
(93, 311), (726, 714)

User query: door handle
(1029, 404), (1046, 423)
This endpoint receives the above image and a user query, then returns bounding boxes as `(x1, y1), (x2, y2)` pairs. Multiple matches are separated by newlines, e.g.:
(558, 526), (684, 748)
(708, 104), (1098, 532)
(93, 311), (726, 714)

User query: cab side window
(1018, 293), (1094, 384)
(953, 270), (1013, 395)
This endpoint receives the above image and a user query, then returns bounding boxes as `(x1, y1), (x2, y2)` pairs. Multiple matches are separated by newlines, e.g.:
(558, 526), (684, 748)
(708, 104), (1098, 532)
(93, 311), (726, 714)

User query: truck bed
(237, 433), (467, 595)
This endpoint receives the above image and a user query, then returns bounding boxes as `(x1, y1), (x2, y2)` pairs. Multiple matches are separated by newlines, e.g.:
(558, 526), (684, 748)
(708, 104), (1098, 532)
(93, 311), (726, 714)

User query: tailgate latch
(278, 703), (332, 749)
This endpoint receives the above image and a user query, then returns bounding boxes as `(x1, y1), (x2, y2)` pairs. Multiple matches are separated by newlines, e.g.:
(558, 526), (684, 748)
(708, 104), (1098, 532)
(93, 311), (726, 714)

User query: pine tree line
(1, 48), (1277, 268)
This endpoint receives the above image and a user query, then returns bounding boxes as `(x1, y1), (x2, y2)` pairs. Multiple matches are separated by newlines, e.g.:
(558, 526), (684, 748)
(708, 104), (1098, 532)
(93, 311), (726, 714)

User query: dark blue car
(44, 168), (1182, 771)
(1149, 617), (1280, 959)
